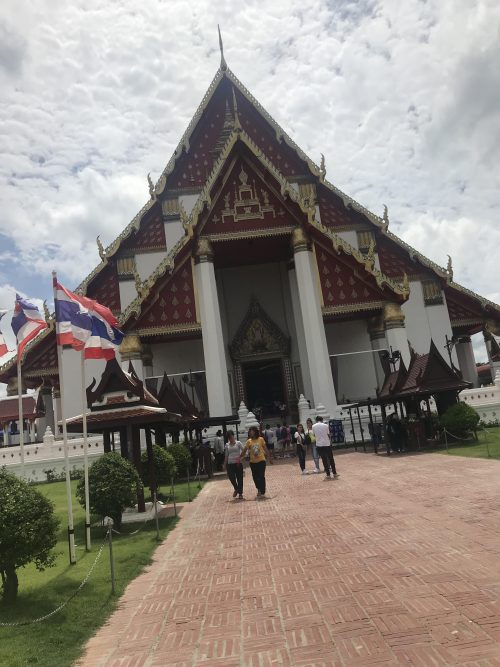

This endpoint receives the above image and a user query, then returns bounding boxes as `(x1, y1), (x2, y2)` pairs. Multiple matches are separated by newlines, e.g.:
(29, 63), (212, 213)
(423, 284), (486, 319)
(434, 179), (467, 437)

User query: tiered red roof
(133, 254), (197, 335)
(314, 242), (398, 311)
(86, 263), (121, 313)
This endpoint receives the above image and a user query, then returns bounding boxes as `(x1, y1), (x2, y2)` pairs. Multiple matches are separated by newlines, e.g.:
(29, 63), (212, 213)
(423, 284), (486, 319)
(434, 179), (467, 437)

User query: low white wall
(460, 373), (500, 424)
(1, 436), (104, 483)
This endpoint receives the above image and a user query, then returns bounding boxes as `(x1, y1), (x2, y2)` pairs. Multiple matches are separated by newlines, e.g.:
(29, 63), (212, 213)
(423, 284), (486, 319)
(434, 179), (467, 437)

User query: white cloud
(0, 0), (499, 369)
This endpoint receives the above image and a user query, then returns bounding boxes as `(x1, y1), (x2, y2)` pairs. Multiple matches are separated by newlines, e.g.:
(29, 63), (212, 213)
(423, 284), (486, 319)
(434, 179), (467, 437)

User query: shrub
(141, 445), (177, 492)
(168, 443), (192, 478)
(0, 468), (59, 603)
(440, 402), (480, 438)
(77, 453), (141, 530)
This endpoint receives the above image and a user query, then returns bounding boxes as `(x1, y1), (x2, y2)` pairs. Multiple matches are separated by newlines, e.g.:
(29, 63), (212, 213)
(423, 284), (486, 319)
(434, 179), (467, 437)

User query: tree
(168, 443), (192, 478)
(141, 445), (177, 492)
(0, 468), (59, 603)
(77, 453), (141, 530)
(440, 401), (480, 438)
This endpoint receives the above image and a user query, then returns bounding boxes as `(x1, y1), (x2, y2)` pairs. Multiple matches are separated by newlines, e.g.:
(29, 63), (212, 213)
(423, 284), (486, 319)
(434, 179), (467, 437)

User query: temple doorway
(242, 359), (285, 420)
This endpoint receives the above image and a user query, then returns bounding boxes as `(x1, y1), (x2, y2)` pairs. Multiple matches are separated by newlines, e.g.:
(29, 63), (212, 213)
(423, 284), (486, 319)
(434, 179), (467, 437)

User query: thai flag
(11, 295), (48, 357)
(0, 310), (9, 357)
(54, 280), (124, 360)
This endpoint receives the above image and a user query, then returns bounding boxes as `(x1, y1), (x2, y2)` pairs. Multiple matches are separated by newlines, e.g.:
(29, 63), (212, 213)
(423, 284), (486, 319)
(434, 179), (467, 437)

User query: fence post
(107, 518), (116, 595)
(187, 464), (191, 502)
(171, 477), (177, 517)
(153, 491), (160, 541)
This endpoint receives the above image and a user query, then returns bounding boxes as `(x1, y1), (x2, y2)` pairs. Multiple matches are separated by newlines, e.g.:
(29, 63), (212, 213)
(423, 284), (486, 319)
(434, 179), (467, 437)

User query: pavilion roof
(0, 395), (38, 423)
(398, 341), (471, 396)
(378, 361), (408, 399)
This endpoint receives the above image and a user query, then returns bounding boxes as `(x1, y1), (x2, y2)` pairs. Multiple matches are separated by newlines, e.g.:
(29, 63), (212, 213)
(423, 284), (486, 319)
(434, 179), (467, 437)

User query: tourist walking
(306, 417), (320, 473)
(294, 423), (307, 474)
(263, 424), (275, 463)
(213, 430), (225, 471)
(224, 430), (244, 499)
(312, 416), (338, 480)
(242, 425), (269, 499)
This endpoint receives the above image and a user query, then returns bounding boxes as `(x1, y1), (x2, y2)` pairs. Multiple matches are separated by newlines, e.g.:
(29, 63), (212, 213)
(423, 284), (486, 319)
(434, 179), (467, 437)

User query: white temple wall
(325, 320), (380, 402)
(164, 220), (184, 250)
(179, 194), (199, 215)
(426, 293), (458, 366)
(336, 231), (358, 249)
(118, 279), (137, 312)
(402, 281), (431, 354)
(135, 251), (167, 281)
(60, 347), (107, 422)
(150, 339), (205, 376)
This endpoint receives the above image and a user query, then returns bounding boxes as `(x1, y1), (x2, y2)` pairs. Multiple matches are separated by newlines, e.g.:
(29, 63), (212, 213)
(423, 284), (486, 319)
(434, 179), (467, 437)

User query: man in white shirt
(312, 416), (338, 480)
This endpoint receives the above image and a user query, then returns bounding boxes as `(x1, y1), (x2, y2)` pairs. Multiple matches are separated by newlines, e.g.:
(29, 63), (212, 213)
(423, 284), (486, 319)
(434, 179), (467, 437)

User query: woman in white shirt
(294, 423), (307, 475)
(224, 430), (244, 499)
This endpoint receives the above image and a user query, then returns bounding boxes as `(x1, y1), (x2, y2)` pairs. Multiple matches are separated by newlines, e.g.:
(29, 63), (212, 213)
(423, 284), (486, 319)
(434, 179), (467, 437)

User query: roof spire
(218, 25), (227, 72)
(319, 153), (326, 180)
(382, 204), (389, 230)
(232, 87), (241, 131)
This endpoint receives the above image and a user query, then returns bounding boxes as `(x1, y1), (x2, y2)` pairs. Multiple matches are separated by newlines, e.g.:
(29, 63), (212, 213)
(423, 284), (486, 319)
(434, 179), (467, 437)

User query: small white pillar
(245, 411), (259, 430)
(298, 394), (310, 425)
(292, 228), (337, 417)
(287, 266), (313, 401)
(194, 239), (231, 417)
(238, 402), (249, 426)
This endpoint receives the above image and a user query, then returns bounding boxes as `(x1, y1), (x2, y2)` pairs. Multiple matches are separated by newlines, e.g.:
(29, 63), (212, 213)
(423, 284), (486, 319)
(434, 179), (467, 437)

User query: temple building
(2, 51), (500, 432)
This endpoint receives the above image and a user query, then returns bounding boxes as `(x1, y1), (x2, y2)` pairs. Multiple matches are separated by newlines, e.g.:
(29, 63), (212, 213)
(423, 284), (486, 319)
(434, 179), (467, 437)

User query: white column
(455, 336), (478, 387)
(287, 264), (313, 402)
(37, 385), (55, 438)
(368, 316), (388, 391)
(292, 228), (337, 417)
(383, 303), (411, 369)
(194, 239), (231, 417)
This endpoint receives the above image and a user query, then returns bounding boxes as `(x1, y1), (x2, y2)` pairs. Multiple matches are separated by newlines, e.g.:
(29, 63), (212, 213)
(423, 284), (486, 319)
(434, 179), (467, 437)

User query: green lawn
(0, 478), (203, 667)
(435, 426), (500, 460)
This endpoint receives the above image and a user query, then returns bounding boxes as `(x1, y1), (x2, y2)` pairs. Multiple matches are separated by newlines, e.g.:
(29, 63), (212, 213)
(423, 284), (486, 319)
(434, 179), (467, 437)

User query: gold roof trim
(322, 301), (387, 316)
(136, 323), (202, 338)
(207, 227), (295, 242)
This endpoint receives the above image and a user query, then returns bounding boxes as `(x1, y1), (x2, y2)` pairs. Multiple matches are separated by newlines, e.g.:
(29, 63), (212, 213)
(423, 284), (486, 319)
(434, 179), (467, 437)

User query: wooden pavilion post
(131, 424), (146, 512)
(367, 404), (377, 454)
(348, 408), (357, 450)
(356, 407), (366, 452)
(145, 428), (156, 501)
(119, 426), (128, 459)
(103, 430), (111, 453)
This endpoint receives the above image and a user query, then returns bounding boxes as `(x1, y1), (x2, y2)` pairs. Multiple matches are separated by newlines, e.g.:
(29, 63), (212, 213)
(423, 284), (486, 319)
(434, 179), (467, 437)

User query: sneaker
(333, 473), (339, 479)
(260, 493), (266, 499)
(238, 494), (244, 500)
(324, 474), (331, 481)
(301, 470), (307, 475)
(313, 468), (320, 474)
(233, 490), (238, 498)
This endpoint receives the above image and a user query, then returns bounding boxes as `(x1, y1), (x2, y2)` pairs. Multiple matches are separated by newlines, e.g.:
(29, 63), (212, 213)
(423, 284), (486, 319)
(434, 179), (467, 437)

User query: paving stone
(76, 454), (500, 666)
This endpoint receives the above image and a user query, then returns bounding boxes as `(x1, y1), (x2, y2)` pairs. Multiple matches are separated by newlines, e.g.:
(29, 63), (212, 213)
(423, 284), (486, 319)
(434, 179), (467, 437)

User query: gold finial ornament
(43, 300), (51, 326)
(96, 236), (106, 262)
(319, 154), (326, 180)
(383, 302), (405, 329)
(402, 273), (410, 296)
(382, 205), (389, 230)
(218, 25), (227, 71)
(119, 334), (143, 360)
(133, 268), (147, 299)
(446, 255), (453, 282)
(147, 173), (156, 200)
(179, 202), (192, 236)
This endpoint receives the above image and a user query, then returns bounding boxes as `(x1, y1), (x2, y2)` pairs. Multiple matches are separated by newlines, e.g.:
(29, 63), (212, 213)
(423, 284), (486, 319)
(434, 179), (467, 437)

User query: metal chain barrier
(0, 532), (108, 627)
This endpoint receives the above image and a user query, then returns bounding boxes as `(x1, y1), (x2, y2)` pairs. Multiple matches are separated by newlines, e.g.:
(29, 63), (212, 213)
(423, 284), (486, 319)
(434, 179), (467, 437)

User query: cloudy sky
(0, 0), (499, 360)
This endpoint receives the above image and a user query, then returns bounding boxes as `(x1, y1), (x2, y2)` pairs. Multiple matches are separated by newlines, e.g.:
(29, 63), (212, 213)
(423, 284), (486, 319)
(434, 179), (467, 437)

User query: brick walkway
(79, 452), (500, 666)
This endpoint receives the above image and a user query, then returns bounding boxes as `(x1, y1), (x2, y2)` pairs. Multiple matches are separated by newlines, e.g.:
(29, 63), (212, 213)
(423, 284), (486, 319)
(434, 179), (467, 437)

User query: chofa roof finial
(218, 25), (227, 72)
(319, 153), (326, 180)
(446, 255), (453, 282)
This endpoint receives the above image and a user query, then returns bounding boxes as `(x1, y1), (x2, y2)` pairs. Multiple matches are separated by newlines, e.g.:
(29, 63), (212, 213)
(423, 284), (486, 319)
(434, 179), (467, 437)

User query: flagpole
(52, 271), (77, 565)
(81, 351), (91, 551)
(16, 350), (25, 479)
